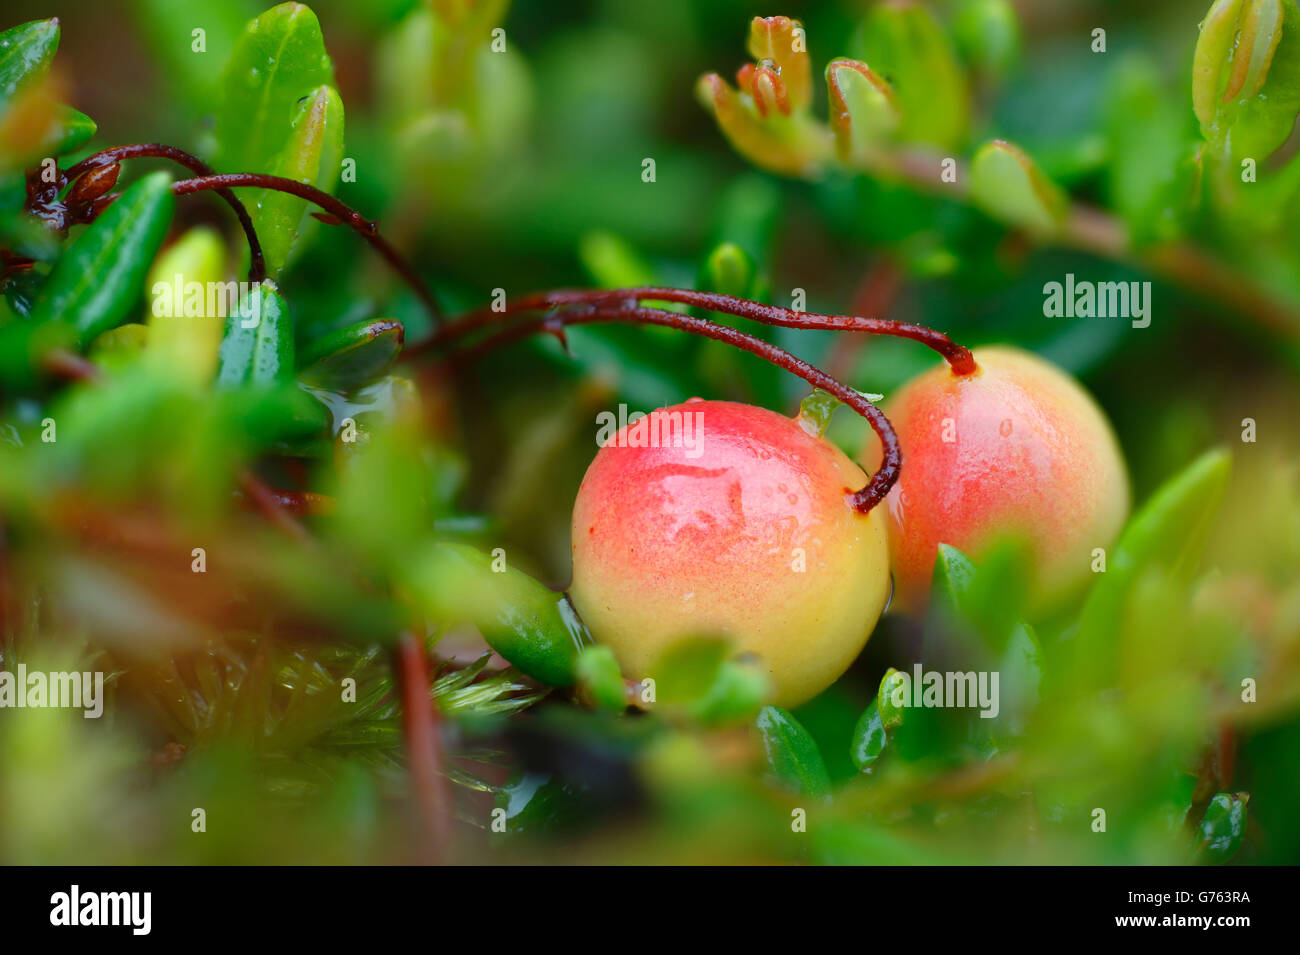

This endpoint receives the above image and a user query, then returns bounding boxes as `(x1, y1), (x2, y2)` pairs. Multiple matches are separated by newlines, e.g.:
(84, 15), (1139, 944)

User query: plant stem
(65, 144), (268, 283)
(394, 631), (451, 864)
(878, 147), (1300, 341)
(169, 173), (442, 323)
(437, 302), (901, 513)
(415, 285), (977, 375)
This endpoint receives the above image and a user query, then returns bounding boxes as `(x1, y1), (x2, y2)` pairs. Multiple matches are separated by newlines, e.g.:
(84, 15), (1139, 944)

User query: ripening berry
(864, 346), (1129, 613)
(571, 399), (890, 707)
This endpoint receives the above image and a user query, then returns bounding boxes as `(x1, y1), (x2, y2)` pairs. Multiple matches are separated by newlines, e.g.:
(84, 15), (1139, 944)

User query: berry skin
(570, 399), (890, 708)
(865, 345), (1129, 613)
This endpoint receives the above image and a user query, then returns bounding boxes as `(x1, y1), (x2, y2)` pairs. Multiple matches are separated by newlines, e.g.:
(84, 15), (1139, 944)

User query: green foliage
(0, 18), (58, 100)
(850, 0), (970, 149)
(213, 2), (342, 276)
(969, 139), (1069, 237)
(30, 171), (175, 344)
(215, 279), (296, 385)
(1, 1), (1299, 866)
(756, 705), (831, 798)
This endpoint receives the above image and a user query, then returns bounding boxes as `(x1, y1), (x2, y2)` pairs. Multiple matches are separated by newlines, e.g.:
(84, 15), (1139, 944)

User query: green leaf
(29, 171), (175, 345)
(688, 659), (771, 726)
(213, 3), (338, 273)
(933, 542), (978, 609)
(849, 699), (887, 772)
(43, 105), (96, 156)
(849, 2), (970, 150)
(576, 645), (626, 712)
(256, 83), (345, 276)
(146, 226), (227, 383)
(755, 705), (831, 798)
(651, 636), (731, 704)
(969, 139), (1069, 237)
(1076, 449), (1232, 683)
(952, 0), (1020, 80)
(1194, 0), (1300, 162)
(299, 318), (403, 390)
(1105, 57), (1199, 245)
(0, 18), (59, 104)
(701, 241), (754, 299)
(877, 667), (906, 730)
(215, 279), (295, 386)
(1197, 792), (1249, 862)
(405, 541), (594, 687)
(825, 58), (900, 166)
(795, 388), (841, 438)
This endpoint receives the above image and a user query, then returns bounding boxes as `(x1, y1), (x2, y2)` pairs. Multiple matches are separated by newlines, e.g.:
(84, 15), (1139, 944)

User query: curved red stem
(414, 286), (977, 375)
(168, 172), (442, 323)
(66, 144), (268, 283)
(448, 303), (901, 513)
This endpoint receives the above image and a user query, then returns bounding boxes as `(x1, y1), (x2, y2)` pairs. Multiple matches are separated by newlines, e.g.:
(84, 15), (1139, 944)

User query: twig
(65, 144), (267, 283)
(873, 146), (1300, 341)
(435, 302), (902, 513)
(394, 631), (451, 863)
(413, 285), (977, 374)
(169, 173), (442, 324)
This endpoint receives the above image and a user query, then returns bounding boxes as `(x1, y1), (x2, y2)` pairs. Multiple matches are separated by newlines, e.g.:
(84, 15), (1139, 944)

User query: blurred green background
(0, 0), (1298, 865)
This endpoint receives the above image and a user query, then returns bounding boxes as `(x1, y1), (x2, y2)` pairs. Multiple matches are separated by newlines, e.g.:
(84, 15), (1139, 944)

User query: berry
(571, 399), (890, 707)
(865, 346), (1129, 612)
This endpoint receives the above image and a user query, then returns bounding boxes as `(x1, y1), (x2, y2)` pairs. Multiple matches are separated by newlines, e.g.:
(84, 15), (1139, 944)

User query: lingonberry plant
(0, 0), (1298, 872)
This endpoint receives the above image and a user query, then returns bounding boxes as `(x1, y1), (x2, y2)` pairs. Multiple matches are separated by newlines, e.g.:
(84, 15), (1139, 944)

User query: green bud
(1194, 0), (1300, 161)
(825, 58), (900, 166)
(850, 0), (970, 150)
(147, 227), (227, 384)
(703, 241), (755, 298)
(969, 139), (1069, 237)
(1196, 792), (1249, 863)
(953, 0), (1021, 80)
(576, 645), (627, 712)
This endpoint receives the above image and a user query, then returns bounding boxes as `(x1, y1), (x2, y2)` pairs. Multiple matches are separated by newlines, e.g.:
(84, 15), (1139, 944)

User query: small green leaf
(213, 2), (336, 180)
(1076, 449), (1232, 682)
(29, 170), (175, 345)
(299, 318), (403, 390)
(755, 705), (831, 798)
(969, 139), (1069, 237)
(689, 659), (771, 726)
(146, 226), (227, 383)
(849, 699), (888, 772)
(0, 18), (59, 104)
(405, 542), (593, 687)
(825, 58), (900, 166)
(215, 279), (294, 386)
(952, 0), (1020, 79)
(651, 636), (731, 703)
(1197, 792), (1249, 863)
(576, 645), (626, 712)
(878, 667), (906, 730)
(849, 2), (970, 149)
(701, 241), (754, 299)
(255, 83), (344, 276)
(932, 542), (978, 610)
(1195, 0), (1300, 163)
(44, 105), (96, 156)
(796, 388), (841, 438)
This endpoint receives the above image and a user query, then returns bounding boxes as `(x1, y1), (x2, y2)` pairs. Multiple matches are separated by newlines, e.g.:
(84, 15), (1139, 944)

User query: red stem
(394, 631), (450, 863)
(449, 303), (901, 513)
(414, 286), (977, 375)
(169, 173), (442, 323)
(66, 144), (268, 283)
